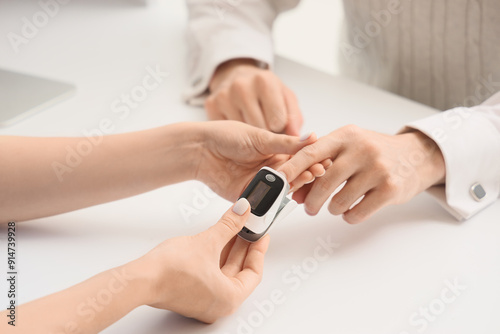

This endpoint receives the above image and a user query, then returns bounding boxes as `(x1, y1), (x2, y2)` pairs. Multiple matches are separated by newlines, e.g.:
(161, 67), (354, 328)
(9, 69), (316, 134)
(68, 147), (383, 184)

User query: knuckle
(318, 176), (333, 193)
(258, 129), (276, 148)
(331, 159), (347, 172)
(253, 130), (268, 149)
(360, 136), (378, 153)
(331, 194), (349, 212)
(268, 112), (287, 132)
(381, 176), (400, 196)
(316, 169), (337, 193)
(362, 143), (384, 164)
(230, 78), (248, 95)
(372, 160), (391, 178)
(216, 89), (230, 101)
(218, 215), (240, 234)
(254, 71), (271, 85)
(300, 144), (320, 160)
(341, 124), (361, 137)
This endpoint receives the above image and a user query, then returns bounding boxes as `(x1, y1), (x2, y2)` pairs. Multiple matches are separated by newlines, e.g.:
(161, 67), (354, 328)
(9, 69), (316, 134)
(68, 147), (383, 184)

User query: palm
(197, 122), (291, 201)
(207, 153), (290, 201)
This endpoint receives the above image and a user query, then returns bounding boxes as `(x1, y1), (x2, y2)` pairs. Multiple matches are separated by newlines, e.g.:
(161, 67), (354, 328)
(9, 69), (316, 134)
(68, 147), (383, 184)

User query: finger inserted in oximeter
(238, 167), (297, 242)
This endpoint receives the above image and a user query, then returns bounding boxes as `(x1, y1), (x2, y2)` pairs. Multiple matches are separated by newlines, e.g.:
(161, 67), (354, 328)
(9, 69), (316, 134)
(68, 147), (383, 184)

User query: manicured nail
(289, 185), (297, 193)
(318, 170), (326, 177)
(305, 177), (315, 184)
(300, 132), (313, 141)
(233, 198), (250, 216)
(305, 207), (316, 216)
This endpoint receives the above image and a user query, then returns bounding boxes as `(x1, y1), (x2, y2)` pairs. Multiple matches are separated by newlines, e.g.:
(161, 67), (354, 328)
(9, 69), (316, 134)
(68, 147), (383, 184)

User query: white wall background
(273, 0), (344, 75)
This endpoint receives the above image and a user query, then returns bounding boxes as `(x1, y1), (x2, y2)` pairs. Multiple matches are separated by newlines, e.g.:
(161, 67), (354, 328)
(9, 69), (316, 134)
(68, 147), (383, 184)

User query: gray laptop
(0, 69), (75, 127)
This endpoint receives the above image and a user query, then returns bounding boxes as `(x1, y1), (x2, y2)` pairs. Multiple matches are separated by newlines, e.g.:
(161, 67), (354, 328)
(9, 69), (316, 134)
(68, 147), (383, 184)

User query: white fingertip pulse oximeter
(238, 167), (297, 242)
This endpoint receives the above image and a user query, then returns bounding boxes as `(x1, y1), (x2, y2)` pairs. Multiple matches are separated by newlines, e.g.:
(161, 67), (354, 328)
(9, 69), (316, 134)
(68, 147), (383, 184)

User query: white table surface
(1, 1), (499, 333)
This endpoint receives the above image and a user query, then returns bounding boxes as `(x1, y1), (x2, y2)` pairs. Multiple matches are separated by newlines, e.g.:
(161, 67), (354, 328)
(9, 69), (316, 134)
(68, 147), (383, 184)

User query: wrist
(192, 122), (214, 184)
(403, 131), (446, 187)
(127, 249), (176, 309)
(116, 260), (157, 308)
(155, 123), (204, 183)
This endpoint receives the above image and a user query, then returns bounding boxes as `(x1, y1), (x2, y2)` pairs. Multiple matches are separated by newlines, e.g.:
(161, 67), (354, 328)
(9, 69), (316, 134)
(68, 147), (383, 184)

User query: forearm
(0, 260), (152, 333)
(184, 0), (298, 103)
(0, 123), (203, 222)
(403, 91), (500, 219)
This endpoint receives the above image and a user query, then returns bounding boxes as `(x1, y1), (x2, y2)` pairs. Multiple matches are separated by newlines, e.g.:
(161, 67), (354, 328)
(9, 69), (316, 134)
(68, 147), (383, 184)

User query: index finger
(277, 137), (339, 183)
(252, 129), (317, 156)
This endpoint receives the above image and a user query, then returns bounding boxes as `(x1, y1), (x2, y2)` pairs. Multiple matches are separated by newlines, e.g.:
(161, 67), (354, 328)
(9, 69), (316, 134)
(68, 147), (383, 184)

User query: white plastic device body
(238, 167), (297, 242)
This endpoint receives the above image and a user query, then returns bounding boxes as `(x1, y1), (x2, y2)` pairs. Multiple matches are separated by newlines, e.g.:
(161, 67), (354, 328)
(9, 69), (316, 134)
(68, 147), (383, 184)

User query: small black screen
(240, 169), (284, 217)
(247, 181), (272, 210)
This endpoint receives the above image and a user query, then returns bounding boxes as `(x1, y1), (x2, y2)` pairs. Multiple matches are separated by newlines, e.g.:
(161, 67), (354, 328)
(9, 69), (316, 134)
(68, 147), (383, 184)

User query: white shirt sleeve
(403, 91), (500, 220)
(183, 0), (300, 106)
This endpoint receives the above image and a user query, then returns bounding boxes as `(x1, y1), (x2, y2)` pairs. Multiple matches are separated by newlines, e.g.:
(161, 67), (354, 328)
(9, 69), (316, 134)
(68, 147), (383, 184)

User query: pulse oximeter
(238, 167), (297, 242)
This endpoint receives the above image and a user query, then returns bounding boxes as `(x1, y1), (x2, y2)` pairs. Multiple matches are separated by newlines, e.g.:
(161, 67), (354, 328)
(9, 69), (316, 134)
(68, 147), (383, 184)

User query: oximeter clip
(237, 167), (297, 242)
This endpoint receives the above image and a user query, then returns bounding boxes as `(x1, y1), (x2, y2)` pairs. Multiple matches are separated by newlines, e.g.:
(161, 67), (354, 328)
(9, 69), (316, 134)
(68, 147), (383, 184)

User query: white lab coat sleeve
(183, 0), (300, 106)
(402, 91), (500, 220)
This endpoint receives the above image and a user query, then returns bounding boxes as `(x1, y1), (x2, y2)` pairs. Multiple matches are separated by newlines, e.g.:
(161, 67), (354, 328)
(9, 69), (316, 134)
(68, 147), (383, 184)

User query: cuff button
(470, 183), (486, 202)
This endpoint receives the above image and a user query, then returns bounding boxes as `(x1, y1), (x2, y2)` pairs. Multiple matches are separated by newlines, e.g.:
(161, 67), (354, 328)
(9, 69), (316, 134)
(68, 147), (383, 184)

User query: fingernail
(289, 185), (297, 193)
(318, 170), (326, 177)
(300, 132), (313, 141)
(305, 177), (315, 184)
(233, 198), (250, 216)
(305, 207), (316, 216)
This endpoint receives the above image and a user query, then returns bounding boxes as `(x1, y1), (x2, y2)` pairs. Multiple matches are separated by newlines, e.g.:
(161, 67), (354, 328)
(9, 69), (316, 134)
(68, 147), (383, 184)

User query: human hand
(206, 59), (303, 136)
(194, 121), (330, 201)
(138, 198), (269, 323)
(278, 125), (446, 224)
(0, 199), (266, 333)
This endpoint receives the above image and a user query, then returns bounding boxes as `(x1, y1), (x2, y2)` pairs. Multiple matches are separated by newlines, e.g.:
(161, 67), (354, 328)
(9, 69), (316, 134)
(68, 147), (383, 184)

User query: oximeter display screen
(240, 169), (284, 217)
(247, 181), (271, 210)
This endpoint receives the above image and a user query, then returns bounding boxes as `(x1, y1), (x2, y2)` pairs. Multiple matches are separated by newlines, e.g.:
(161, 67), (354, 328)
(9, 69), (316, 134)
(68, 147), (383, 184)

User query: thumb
(208, 198), (251, 248)
(256, 130), (317, 156)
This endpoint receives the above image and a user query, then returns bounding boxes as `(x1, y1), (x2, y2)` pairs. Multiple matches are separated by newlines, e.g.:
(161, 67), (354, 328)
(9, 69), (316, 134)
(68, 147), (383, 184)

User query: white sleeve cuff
(183, 29), (274, 107)
(404, 107), (500, 220)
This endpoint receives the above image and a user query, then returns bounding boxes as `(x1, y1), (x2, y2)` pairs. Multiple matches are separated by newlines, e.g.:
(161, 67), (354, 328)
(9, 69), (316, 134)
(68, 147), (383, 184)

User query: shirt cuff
(183, 30), (274, 107)
(401, 107), (500, 220)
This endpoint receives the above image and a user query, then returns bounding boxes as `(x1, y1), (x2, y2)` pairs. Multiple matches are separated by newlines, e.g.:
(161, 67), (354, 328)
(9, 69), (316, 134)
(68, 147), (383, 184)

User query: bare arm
(0, 123), (202, 223)
(0, 199), (270, 332)
(1, 121), (324, 223)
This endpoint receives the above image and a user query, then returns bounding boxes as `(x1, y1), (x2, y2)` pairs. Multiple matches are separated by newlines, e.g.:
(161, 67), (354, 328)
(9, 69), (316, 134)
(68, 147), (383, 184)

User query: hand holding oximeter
(238, 167), (297, 242)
